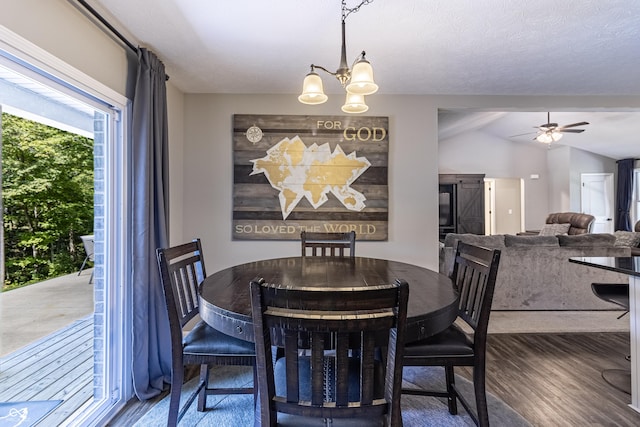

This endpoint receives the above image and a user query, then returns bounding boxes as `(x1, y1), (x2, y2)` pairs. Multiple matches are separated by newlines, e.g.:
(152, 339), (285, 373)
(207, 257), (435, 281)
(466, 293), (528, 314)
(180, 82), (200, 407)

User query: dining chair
(156, 239), (256, 427)
(402, 241), (501, 427)
(300, 231), (356, 257)
(250, 277), (409, 427)
(78, 234), (94, 283)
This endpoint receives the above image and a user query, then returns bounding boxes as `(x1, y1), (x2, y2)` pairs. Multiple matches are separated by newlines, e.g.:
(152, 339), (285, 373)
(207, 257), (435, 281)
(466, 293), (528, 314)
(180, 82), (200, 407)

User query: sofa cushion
(443, 233), (505, 248)
(539, 223), (571, 236)
(557, 233), (615, 247)
(504, 235), (559, 247)
(613, 231), (640, 248)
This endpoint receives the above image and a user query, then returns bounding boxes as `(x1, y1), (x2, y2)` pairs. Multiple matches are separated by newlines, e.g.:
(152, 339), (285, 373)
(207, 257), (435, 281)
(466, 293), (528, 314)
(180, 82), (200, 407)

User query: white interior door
(581, 173), (614, 233)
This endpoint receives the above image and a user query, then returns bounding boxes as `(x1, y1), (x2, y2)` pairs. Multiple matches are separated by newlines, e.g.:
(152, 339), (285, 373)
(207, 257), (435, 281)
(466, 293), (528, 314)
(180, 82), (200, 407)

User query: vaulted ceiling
(92, 0), (640, 159)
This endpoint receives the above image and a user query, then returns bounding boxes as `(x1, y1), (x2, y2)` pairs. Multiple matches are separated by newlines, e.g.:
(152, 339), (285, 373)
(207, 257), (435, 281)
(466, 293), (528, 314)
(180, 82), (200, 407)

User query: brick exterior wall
(92, 111), (105, 398)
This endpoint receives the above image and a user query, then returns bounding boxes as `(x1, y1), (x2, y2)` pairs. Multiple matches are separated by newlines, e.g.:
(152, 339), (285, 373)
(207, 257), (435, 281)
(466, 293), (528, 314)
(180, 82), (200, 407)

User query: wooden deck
(0, 316), (94, 426)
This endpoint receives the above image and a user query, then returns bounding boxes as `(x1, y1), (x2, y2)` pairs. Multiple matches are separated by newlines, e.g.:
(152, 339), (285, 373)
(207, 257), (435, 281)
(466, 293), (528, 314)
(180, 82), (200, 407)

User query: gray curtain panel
(615, 158), (635, 231)
(131, 48), (171, 400)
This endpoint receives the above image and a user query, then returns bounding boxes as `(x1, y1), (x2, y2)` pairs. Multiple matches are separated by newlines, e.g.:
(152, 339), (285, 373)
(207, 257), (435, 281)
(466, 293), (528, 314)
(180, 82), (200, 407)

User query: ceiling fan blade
(560, 129), (585, 133)
(509, 131), (538, 137)
(559, 121), (589, 129)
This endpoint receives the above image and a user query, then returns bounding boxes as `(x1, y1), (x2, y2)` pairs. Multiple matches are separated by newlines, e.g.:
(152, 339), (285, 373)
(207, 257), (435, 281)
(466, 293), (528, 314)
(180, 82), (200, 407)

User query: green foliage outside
(1, 113), (94, 291)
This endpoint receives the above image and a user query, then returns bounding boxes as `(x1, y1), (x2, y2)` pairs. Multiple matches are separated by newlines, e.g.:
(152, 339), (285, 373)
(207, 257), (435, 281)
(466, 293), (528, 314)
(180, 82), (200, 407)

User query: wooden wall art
(232, 114), (389, 240)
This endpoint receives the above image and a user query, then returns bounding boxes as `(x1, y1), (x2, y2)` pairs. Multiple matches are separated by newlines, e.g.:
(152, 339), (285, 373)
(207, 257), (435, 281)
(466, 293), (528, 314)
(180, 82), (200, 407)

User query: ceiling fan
(513, 112), (589, 144)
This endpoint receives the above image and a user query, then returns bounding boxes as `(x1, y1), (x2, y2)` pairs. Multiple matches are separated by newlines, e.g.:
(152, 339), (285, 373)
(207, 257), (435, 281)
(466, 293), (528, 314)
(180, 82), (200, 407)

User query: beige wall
(166, 84), (186, 243)
(183, 94), (640, 273)
(182, 94), (439, 271)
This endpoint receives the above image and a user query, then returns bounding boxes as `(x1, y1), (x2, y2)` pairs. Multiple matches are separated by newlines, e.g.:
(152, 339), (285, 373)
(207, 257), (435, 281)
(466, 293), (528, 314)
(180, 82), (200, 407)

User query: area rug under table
(132, 366), (531, 426)
(0, 400), (62, 427)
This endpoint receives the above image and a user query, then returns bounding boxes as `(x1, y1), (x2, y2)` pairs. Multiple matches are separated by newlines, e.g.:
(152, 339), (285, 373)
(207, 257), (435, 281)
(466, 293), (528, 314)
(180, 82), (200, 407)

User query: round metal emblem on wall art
(246, 125), (263, 144)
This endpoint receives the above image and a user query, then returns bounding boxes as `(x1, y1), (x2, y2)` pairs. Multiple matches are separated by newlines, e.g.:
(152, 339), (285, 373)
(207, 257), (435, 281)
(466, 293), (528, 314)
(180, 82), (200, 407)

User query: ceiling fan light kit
(298, 0), (378, 113)
(536, 131), (563, 144)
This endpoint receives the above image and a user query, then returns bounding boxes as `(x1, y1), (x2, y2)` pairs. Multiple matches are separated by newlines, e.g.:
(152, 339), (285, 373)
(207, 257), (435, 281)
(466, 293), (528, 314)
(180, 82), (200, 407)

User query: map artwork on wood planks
(232, 114), (388, 240)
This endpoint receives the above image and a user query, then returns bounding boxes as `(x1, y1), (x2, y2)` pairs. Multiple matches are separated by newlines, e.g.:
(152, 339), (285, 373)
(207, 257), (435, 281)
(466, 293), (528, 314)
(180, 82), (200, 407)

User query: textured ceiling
(93, 0), (640, 95)
(91, 0), (640, 159)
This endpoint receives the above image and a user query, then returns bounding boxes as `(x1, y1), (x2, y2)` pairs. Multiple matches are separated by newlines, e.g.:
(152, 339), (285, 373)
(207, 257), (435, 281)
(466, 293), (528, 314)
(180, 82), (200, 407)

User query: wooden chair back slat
(310, 332), (325, 406)
(335, 331), (349, 406)
(301, 231), (356, 258)
(360, 330), (376, 405)
(284, 330), (300, 403)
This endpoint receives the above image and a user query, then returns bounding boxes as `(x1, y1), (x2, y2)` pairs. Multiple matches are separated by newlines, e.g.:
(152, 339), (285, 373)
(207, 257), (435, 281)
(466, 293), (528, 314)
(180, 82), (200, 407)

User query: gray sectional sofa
(440, 233), (637, 310)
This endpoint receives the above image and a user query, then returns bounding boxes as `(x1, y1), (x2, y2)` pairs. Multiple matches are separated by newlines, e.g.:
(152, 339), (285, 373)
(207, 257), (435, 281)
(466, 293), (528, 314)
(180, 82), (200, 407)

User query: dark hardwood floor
(460, 332), (640, 426)
(108, 333), (640, 426)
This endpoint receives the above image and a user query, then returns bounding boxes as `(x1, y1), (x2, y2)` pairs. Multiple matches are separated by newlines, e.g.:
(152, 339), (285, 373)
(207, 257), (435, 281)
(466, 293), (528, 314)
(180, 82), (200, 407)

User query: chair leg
(168, 367), (184, 427)
(197, 364), (210, 412)
(473, 365), (489, 427)
(445, 365), (458, 415)
(78, 255), (89, 276)
(252, 364), (258, 408)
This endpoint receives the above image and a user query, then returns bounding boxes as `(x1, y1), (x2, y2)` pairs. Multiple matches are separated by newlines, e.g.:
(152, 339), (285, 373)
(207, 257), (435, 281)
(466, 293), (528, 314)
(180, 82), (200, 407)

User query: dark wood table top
(569, 256), (640, 277)
(199, 256), (459, 343)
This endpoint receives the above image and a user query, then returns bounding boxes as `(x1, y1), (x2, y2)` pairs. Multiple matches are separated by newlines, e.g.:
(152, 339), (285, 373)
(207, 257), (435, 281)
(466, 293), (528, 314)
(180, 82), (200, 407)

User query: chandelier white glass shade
(298, 71), (328, 105)
(347, 57), (378, 95)
(536, 131), (564, 144)
(298, 1), (378, 113)
(342, 92), (368, 113)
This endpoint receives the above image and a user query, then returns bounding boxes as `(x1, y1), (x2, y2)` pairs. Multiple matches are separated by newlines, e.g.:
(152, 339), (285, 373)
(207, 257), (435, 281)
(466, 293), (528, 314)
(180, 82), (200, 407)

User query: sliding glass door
(0, 27), (131, 426)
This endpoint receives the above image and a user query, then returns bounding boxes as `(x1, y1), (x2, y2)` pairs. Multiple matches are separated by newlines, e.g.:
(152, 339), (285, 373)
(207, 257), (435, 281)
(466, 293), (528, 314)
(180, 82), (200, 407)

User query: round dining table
(198, 256), (459, 344)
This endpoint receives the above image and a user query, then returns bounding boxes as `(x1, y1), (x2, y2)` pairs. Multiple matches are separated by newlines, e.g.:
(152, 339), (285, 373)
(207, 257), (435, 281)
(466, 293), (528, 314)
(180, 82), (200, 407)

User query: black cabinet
(439, 174), (485, 240)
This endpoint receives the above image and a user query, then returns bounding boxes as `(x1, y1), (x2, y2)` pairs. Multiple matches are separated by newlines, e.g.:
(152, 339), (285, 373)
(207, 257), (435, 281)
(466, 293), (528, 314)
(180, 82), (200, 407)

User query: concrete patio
(0, 268), (94, 357)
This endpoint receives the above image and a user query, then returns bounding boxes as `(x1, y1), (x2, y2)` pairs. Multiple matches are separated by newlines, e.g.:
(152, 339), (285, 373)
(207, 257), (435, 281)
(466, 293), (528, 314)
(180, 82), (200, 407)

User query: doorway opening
(484, 178), (525, 235)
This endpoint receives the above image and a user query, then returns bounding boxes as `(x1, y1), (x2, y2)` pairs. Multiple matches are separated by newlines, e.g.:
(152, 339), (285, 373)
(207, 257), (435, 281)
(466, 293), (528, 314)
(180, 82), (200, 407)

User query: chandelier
(298, 0), (378, 114)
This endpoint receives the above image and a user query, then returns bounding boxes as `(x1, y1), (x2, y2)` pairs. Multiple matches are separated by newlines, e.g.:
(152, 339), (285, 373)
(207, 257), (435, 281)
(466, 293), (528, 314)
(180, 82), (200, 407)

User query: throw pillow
(613, 231), (640, 248)
(557, 233), (615, 247)
(539, 223), (571, 236)
(504, 235), (559, 247)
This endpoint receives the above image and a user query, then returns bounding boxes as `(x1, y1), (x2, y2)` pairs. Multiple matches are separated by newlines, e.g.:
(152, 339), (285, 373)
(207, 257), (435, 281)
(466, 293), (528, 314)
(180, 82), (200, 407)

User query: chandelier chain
(342, 0), (374, 22)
